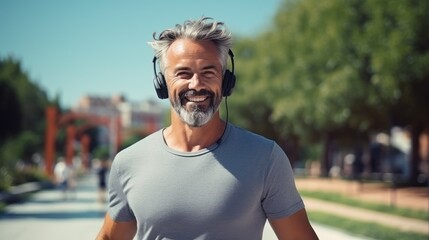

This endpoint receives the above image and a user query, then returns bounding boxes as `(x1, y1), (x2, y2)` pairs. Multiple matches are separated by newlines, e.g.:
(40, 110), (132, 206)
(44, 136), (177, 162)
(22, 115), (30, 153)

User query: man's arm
(96, 213), (137, 240)
(269, 208), (318, 240)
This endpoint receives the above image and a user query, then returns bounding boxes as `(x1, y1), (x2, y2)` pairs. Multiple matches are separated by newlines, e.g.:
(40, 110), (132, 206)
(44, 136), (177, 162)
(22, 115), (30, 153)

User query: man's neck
(163, 114), (226, 152)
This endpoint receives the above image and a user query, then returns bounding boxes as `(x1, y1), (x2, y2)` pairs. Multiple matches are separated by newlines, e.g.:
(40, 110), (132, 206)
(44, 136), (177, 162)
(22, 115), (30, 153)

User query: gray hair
(148, 17), (233, 74)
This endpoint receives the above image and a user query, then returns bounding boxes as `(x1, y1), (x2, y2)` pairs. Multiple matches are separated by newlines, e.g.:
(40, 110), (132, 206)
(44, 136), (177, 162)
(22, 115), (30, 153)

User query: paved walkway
(0, 174), (106, 240)
(0, 173), (376, 240)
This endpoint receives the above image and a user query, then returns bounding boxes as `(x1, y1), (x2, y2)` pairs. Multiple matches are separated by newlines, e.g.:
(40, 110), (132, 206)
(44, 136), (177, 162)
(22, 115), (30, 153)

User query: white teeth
(187, 96), (208, 102)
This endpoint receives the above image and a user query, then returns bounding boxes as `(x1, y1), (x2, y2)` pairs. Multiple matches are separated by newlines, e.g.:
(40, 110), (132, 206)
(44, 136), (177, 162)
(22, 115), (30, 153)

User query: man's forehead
(167, 39), (218, 57)
(165, 39), (221, 70)
(166, 60), (220, 73)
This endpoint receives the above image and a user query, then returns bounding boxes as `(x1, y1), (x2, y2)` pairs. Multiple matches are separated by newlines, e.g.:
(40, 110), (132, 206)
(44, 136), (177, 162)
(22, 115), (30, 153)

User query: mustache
(179, 89), (213, 99)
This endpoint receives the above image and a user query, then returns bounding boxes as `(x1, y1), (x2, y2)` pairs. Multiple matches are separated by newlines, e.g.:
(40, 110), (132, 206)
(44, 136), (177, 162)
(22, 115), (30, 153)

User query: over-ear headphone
(152, 49), (236, 99)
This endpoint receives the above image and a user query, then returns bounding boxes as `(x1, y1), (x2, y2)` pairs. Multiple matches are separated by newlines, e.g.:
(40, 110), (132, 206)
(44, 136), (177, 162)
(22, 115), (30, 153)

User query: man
(96, 17), (318, 240)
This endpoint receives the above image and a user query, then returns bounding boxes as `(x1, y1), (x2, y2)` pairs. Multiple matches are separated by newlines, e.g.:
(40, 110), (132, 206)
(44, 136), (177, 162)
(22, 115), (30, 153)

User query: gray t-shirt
(108, 124), (304, 240)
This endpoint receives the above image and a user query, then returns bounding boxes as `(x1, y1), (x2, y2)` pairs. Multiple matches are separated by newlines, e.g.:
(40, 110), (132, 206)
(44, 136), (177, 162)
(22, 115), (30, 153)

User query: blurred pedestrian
(54, 157), (75, 200)
(95, 158), (109, 203)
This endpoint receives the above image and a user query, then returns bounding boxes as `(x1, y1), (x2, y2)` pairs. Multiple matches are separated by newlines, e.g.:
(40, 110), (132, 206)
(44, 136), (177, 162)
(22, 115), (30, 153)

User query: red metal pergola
(44, 106), (122, 177)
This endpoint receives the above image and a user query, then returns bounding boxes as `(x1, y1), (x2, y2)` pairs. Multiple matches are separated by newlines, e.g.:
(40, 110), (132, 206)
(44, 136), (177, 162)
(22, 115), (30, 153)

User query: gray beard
(172, 97), (221, 127)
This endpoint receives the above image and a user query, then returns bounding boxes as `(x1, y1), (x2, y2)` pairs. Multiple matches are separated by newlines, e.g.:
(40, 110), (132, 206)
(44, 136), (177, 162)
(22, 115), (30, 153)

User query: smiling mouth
(186, 95), (208, 102)
(182, 90), (211, 103)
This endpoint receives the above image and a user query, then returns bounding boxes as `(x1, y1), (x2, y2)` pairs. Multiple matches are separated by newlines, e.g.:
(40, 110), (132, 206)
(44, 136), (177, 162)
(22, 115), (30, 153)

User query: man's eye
(177, 72), (192, 79)
(203, 71), (215, 78)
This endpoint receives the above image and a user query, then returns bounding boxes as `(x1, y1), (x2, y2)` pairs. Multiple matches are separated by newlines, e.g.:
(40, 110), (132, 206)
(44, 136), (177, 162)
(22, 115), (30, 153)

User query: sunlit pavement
(0, 173), (106, 240)
(0, 173), (372, 240)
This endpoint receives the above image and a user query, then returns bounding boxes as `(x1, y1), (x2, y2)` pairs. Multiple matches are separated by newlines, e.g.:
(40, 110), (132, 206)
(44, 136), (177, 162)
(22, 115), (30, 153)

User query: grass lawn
(299, 190), (428, 221)
(308, 210), (428, 240)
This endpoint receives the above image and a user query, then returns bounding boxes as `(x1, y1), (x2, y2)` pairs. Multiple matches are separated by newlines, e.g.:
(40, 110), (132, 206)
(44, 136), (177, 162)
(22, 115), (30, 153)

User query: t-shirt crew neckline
(160, 123), (231, 157)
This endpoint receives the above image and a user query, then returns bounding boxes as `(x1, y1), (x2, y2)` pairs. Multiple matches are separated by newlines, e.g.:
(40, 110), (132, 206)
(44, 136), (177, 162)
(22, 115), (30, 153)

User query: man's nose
(188, 74), (204, 91)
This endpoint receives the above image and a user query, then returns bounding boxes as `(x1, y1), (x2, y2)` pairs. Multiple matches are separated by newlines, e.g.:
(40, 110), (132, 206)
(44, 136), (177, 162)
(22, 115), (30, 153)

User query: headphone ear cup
(153, 72), (168, 99)
(222, 70), (236, 97)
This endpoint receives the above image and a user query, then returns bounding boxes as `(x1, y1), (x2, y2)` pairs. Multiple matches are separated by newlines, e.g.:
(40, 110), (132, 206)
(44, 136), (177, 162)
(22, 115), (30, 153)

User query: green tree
(228, 36), (304, 164)
(232, 0), (428, 182)
(362, 0), (429, 184)
(266, 0), (391, 176)
(0, 80), (22, 144)
(0, 57), (49, 139)
(0, 56), (51, 189)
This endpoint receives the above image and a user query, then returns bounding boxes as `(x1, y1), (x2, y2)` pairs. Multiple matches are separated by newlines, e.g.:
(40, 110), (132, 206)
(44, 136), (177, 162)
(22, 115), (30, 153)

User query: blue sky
(0, 0), (283, 108)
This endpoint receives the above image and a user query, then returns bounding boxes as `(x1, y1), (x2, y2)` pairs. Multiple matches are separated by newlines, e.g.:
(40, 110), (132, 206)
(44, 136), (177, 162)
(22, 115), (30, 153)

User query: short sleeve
(262, 143), (304, 219)
(107, 157), (135, 221)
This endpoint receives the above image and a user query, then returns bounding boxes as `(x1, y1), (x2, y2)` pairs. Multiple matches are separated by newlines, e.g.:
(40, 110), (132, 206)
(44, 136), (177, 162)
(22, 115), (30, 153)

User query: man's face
(164, 39), (223, 127)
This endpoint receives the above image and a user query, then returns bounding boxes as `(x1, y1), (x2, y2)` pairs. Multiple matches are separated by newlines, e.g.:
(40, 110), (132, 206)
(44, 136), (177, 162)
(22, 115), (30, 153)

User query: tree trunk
(409, 125), (423, 185)
(320, 132), (333, 177)
(281, 135), (300, 169)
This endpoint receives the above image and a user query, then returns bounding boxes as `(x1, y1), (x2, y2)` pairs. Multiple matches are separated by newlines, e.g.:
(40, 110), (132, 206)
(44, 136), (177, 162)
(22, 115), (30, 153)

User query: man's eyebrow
(173, 65), (218, 72)
(201, 65), (218, 71)
(173, 66), (191, 72)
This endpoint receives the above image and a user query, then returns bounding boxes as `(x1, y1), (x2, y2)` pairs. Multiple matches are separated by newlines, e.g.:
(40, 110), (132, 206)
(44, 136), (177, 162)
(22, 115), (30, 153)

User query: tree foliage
(230, 0), (429, 181)
(0, 57), (49, 142)
(0, 57), (51, 190)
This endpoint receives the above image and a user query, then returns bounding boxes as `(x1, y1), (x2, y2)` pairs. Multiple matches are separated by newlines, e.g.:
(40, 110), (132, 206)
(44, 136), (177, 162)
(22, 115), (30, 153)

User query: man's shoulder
(228, 124), (277, 153)
(114, 129), (163, 159)
(230, 124), (274, 145)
